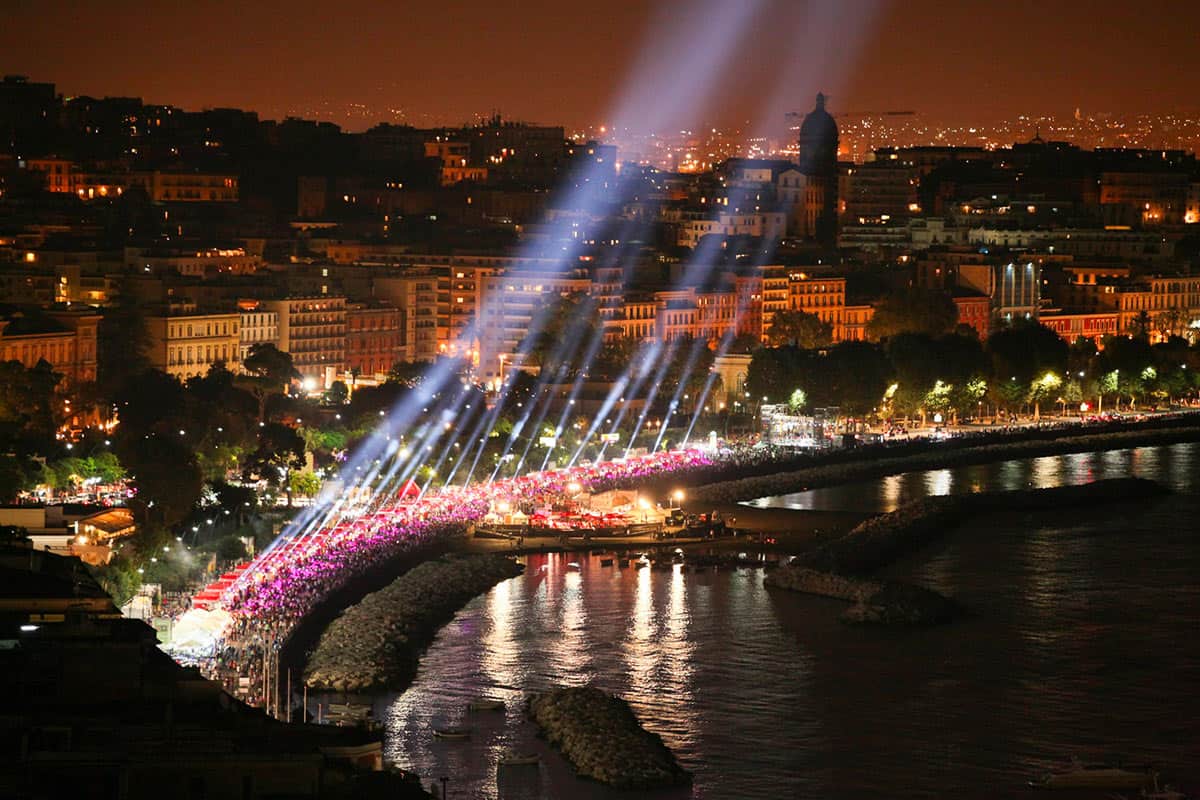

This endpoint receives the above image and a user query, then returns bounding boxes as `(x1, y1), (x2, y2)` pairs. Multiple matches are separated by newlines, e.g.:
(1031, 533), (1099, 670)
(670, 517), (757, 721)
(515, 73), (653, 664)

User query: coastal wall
(527, 687), (691, 790)
(764, 478), (1168, 624)
(304, 554), (523, 692)
(690, 425), (1200, 505)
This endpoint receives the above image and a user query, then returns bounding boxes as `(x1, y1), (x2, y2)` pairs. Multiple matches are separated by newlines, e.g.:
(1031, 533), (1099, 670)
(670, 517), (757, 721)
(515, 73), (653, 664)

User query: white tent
(167, 607), (232, 653)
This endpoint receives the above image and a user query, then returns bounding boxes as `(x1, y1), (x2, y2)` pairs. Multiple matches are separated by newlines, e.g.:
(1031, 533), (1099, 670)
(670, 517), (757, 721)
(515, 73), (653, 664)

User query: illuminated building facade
(1038, 311), (1119, 344)
(787, 274), (847, 341)
(951, 292), (991, 340)
(476, 268), (592, 382)
(346, 303), (402, 379)
(146, 310), (242, 381)
(0, 310), (96, 388)
(238, 302), (279, 363)
(266, 296), (346, 387)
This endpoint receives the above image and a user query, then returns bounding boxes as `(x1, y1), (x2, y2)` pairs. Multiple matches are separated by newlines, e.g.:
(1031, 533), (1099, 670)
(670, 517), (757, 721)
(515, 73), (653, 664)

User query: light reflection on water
(376, 554), (817, 799)
(358, 443), (1199, 798)
(745, 442), (1200, 512)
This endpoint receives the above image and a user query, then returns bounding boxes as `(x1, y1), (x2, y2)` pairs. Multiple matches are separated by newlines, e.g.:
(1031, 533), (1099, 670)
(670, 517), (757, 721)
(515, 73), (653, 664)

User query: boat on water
(323, 702), (373, 726)
(467, 699), (505, 712)
(1031, 758), (1155, 790)
(432, 727), (471, 740)
(498, 751), (541, 768)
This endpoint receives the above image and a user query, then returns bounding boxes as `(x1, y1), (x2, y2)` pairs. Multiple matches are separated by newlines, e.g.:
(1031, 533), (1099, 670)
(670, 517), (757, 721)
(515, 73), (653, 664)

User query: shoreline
(689, 422), (1200, 505)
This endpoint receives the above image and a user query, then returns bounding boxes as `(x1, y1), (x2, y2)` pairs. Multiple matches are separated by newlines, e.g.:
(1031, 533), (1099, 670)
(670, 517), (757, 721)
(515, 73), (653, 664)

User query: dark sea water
(369, 443), (1200, 799)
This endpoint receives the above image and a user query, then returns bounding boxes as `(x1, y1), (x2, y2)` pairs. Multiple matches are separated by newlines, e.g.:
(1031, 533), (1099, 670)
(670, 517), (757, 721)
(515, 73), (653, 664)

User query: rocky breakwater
(764, 563), (961, 626)
(305, 554), (523, 692)
(767, 478), (1167, 625)
(528, 687), (691, 790)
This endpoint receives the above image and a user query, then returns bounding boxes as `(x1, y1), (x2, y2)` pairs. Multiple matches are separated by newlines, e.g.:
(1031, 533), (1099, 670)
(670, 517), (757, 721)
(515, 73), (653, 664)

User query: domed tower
(797, 92), (838, 177)
(793, 92), (839, 246)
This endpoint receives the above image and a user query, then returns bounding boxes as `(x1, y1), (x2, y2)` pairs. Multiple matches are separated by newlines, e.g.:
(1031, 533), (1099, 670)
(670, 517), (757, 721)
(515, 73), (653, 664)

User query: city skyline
(3, 0), (1199, 134)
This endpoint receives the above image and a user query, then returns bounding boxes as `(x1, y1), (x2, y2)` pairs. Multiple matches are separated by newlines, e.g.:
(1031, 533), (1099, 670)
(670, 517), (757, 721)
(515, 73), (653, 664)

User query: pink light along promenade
(175, 449), (717, 667)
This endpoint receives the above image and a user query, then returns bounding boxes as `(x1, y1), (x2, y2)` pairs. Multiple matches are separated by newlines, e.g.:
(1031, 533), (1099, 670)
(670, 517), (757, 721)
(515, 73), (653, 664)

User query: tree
(766, 310), (833, 348)
(387, 360), (427, 387)
(0, 359), (63, 448)
(89, 555), (140, 607)
(242, 423), (306, 506)
(241, 344), (299, 421)
(1155, 309), (1189, 341)
(97, 294), (153, 401)
(819, 341), (894, 416)
(661, 337), (715, 412)
(886, 334), (941, 419)
(727, 333), (762, 355)
(87, 451), (125, 483)
(592, 338), (639, 381)
(216, 535), (248, 564)
(0, 457), (31, 503)
(986, 322), (1068, 412)
(867, 289), (959, 340)
(1028, 371), (1063, 419)
(289, 469), (322, 501)
(117, 432), (204, 532)
(1126, 310), (1153, 340)
(1067, 336), (1098, 380)
(112, 369), (187, 435)
(746, 347), (802, 404)
(324, 380), (349, 405)
(520, 292), (600, 378)
(1096, 335), (1155, 409)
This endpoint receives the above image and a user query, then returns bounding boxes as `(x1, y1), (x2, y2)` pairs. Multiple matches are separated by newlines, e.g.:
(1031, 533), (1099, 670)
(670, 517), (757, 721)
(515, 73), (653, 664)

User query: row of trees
(765, 288), (964, 349)
(747, 323), (1200, 423)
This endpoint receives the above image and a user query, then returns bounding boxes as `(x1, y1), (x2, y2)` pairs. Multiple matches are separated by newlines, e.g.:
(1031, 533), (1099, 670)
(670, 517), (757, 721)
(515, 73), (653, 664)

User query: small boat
(498, 751), (541, 768)
(467, 699), (505, 712)
(599, 558), (614, 567)
(432, 727), (471, 740)
(1031, 758), (1154, 790)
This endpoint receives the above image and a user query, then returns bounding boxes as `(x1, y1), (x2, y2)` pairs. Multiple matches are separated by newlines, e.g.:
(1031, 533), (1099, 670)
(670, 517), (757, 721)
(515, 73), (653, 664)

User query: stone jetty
(796, 477), (1167, 575)
(304, 554), (523, 692)
(527, 687), (691, 790)
(766, 478), (1166, 625)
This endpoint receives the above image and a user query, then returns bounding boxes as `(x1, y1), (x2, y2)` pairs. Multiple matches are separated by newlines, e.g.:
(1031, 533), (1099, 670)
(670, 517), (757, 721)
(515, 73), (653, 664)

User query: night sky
(2, 0), (1197, 131)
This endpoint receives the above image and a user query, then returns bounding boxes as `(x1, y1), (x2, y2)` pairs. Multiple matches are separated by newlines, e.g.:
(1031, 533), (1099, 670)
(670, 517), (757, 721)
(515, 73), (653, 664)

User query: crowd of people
(192, 448), (719, 702)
